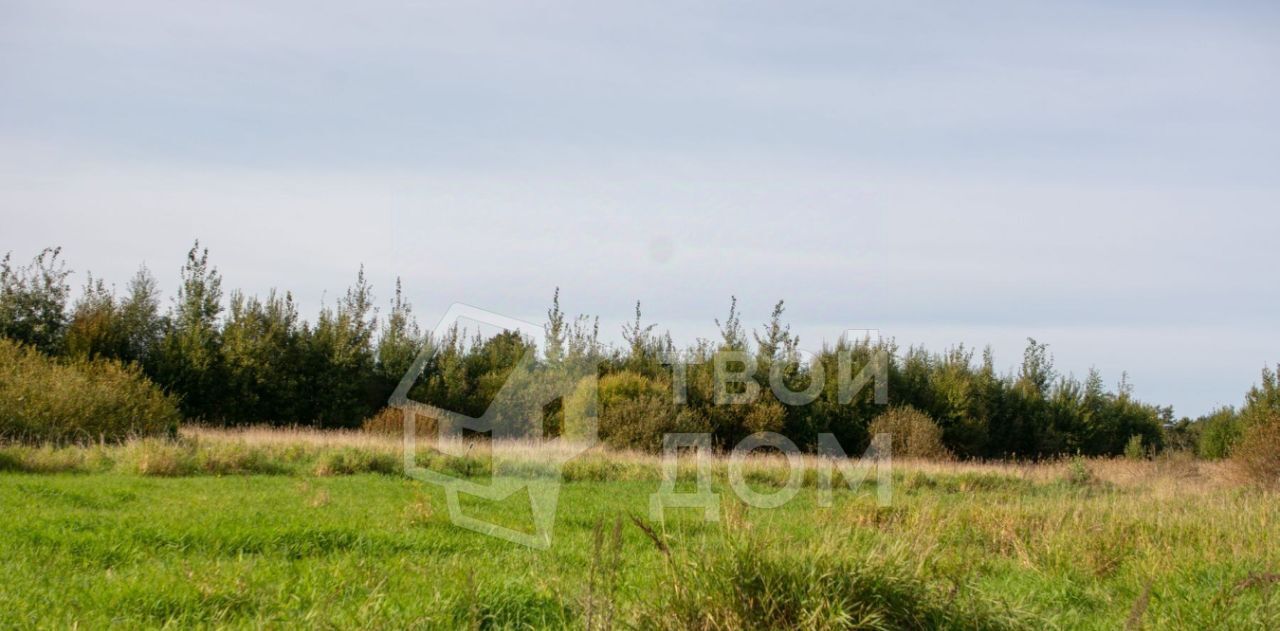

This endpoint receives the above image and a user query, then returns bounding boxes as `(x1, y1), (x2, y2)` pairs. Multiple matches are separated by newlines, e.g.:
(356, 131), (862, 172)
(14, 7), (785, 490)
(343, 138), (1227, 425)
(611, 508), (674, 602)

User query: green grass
(2, 454), (1279, 629)
(0, 432), (1274, 629)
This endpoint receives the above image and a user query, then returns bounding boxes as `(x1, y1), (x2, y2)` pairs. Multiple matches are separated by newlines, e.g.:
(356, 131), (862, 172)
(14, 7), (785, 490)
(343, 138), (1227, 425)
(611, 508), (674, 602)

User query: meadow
(1, 429), (1277, 629)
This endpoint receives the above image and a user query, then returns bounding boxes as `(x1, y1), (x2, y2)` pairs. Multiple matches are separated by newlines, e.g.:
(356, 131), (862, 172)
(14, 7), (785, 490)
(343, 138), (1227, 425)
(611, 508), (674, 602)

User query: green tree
(154, 242), (225, 420)
(221, 290), (302, 424)
(753, 299), (797, 362)
(303, 266), (377, 427)
(64, 274), (126, 360)
(620, 301), (659, 374)
(117, 266), (165, 367)
(544, 287), (566, 364)
(714, 295), (747, 351)
(1241, 365), (1280, 426)
(1197, 406), (1242, 459)
(376, 278), (422, 389)
(0, 248), (72, 354)
(1017, 338), (1055, 398)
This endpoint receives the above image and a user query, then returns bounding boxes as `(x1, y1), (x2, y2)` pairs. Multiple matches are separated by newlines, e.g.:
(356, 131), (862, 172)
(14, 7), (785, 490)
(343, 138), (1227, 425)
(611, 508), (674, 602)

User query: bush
(868, 406), (952, 460)
(1197, 408), (1242, 459)
(563, 371), (710, 452)
(0, 338), (180, 443)
(743, 399), (786, 434)
(1065, 456), (1096, 487)
(603, 396), (710, 452)
(1232, 412), (1280, 490)
(1124, 435), (1147, 460)
(597, 371), (666, 407)
(360, 406), (436, 437)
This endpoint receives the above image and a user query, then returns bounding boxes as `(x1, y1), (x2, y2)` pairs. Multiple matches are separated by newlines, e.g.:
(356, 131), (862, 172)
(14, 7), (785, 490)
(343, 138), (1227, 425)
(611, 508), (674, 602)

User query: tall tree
(222, 290), (302, 424)
(1017, 338), (1055, 398)
(376, 278), (422, 386)
(155, 241), (225, 420)
(754, 299), (797, 361)
(304, 266), (377, 427)
(1242, 365), (1280, 425)
(714, 296), (747, 351)
(544, 287), (566, 363)
(64, 274), (125, 360)
(621, 301), (657, 362)
(0, 248), (72, 354)
(117, 266), (165, 367)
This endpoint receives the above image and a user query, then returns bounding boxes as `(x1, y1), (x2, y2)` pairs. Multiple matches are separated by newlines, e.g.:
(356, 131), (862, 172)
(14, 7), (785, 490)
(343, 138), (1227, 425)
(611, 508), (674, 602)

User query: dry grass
(175, 426), (1241, 494)
(185, 425), (403, 450)
(0, 424), (1244, 497)
(885, 452), (1236, 495)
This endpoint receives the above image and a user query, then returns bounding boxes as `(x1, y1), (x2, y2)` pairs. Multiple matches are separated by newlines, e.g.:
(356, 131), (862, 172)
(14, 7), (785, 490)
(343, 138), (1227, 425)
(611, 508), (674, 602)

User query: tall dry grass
(178, 427), (1247, 495)
(0, 423), (1245, 497)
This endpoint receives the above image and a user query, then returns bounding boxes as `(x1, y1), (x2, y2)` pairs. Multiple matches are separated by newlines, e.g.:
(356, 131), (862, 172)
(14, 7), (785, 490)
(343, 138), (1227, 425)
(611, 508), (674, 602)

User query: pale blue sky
(1, 1), (1277, 416)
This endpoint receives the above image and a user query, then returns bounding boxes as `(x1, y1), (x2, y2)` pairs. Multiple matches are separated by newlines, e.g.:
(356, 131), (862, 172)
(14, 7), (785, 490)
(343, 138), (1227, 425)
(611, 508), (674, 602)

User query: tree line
(4, 242), (1272, 458)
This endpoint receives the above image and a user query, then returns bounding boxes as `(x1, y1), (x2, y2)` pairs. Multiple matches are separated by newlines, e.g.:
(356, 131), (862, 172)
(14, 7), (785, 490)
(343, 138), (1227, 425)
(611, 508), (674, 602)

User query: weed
(1065, 457), (1096, 487)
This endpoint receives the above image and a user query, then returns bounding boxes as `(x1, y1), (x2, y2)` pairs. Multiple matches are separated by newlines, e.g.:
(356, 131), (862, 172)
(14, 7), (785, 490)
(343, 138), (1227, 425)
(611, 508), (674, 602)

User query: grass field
(1, 430), (1278, 629)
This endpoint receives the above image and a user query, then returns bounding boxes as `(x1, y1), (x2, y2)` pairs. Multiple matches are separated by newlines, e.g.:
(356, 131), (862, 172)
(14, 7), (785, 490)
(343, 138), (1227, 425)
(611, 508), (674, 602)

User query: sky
(1, 0), (1277, 417)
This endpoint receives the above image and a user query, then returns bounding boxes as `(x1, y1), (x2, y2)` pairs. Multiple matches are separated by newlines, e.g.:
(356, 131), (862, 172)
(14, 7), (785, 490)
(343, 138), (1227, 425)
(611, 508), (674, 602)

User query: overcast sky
(2, 1), (1277, 417)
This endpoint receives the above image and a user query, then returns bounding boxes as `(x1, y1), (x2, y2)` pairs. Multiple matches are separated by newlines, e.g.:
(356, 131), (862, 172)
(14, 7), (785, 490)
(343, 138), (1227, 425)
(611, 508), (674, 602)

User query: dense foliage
(868, 406), (952, 460)
(1232, 411), (1280, 489)
(1160, 365), (1280, 461)
(0, 337), (179, 442)
(2, 243), (1254, 459)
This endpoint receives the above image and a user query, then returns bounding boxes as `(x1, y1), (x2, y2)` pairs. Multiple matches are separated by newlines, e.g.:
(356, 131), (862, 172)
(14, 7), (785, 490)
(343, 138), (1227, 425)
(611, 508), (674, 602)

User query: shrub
(868, 406), (952, 460)
(1065, 456), (1096, 487)
(360, 406), (436, 437)
(602, 370), (663, 401)
(0, 338), (180, 443)
(1124, 435), (1146, 460)
(601, 396), (710, 452)
(743, 399), (786, 434)
(564, 371), (709, 452)
(1197, 408), (1242, 459)
(1232, 412), (1280, 490)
